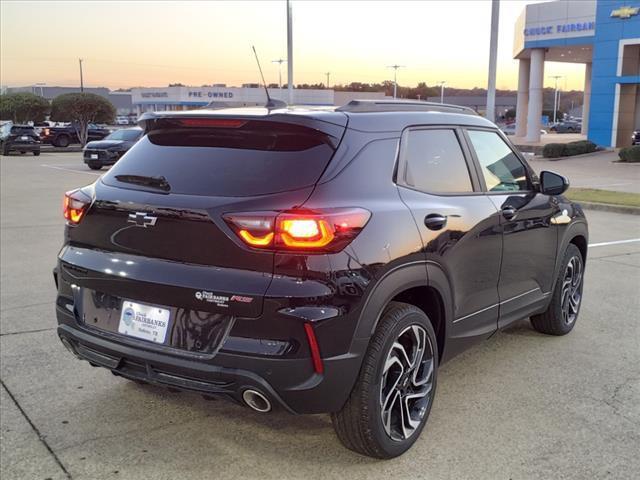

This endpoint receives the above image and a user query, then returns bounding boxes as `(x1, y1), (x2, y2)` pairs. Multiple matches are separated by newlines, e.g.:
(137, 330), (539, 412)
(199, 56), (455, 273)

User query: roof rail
(336, 99), (478, 115)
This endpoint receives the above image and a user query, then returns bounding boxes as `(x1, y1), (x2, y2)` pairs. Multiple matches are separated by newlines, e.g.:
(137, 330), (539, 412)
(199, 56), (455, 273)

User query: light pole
(549, 75), (563, 124)
(325, 72), (331, 89)
(437, 81), (446, 103)
(286, 0), (293, 104)
(387, 64), (405, 99)
(486, 0), (499, 122)
(79, 58), (84, 92)
(272, 59), (286, 89)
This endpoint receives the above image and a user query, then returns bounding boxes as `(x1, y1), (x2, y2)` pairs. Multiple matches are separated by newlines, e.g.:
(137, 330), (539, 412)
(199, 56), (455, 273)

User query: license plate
(118, 301), (170, 343)
(90, 154), (98, 159)
(20, 136), (28, 141)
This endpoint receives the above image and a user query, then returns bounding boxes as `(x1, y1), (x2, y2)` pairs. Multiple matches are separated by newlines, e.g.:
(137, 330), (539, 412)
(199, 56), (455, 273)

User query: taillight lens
(224, 208), (370, 253)
(63, 190), (91, 225)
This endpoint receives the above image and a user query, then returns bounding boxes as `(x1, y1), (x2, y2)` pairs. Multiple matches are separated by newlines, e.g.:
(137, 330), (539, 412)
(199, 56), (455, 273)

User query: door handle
(501, 206), (517, 220)
(424, 214), (447, 231)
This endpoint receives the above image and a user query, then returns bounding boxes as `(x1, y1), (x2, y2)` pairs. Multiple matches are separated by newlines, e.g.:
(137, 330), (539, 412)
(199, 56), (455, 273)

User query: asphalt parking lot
(1, 152), (639, 480)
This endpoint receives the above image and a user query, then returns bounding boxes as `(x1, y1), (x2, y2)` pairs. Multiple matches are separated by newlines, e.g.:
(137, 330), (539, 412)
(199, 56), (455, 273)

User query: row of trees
(0, 92), (116, 145)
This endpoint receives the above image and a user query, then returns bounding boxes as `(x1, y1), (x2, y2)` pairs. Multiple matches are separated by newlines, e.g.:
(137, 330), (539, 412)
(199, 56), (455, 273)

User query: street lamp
(549, 75), (564, 124)
(437, 81), (446, 103)
(272, 59), (286, 89)
(387, 64), (405, 99)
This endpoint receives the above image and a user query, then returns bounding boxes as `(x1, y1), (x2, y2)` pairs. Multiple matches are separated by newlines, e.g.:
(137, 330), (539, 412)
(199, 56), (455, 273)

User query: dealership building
(514, 0), (640, 147)
(131, 87), (386, 114)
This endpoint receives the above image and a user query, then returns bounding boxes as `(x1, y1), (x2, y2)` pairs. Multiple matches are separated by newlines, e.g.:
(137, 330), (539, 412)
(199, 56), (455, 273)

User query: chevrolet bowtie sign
(610, 6), (640, 19)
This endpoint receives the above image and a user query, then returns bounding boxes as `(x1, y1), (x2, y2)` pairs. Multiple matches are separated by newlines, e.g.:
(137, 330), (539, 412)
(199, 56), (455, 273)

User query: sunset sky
(0, 0), (586, 91)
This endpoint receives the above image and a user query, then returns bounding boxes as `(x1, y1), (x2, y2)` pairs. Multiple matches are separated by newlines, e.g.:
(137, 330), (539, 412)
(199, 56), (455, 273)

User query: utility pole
(437, 81), (446, 103)
(387, 64), (405, 99)
(286, 0), (293, 104)
(549, 75), (563, 124)
(486, 0), (499, 122)
(325, 72), (330, 89)
(79, 58), (84, 92)
(272, 59), (286, 89)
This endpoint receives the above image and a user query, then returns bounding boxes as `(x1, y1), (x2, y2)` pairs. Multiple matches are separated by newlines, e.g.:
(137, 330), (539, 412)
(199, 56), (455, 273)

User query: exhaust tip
(242, 389), (272, 413)
(59, 336), (81, 359)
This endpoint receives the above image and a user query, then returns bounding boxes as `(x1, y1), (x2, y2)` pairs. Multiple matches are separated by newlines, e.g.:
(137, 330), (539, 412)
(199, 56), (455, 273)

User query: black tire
(531, 244), (584, 336)
(33, 150), (40, 156)
(54, 134), (70, 148)
(331, 301), (438, 458)
(87, 162), (103, 170)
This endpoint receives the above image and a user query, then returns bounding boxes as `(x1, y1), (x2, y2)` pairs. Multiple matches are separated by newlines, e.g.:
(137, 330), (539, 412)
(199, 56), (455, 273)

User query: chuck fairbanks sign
(524, 21), (595, 37)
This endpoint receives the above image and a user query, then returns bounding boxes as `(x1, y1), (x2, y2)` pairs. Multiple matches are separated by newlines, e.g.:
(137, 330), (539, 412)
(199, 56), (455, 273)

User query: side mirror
(540, 171), (569, 196)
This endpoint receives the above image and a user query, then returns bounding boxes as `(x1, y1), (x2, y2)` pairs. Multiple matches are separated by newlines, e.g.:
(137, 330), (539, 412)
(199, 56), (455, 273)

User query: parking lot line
(40, 164), (102, 176)
(588, 238), (640, 248)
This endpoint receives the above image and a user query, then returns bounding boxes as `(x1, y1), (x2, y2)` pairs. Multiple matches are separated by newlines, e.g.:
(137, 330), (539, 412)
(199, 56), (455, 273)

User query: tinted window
(10, 126), (35, 135)
(102, 121), (338, 197)
(402, 129), (473, 193)
(106, 129), (142, 141)
(467, 130), (529, 192)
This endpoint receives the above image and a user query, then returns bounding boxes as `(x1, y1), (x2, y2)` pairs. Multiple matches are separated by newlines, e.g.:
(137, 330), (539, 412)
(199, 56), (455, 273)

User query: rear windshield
(102, 120), (339, 197)
(106, 129), (142, 141)
(10, 126), (35, 134)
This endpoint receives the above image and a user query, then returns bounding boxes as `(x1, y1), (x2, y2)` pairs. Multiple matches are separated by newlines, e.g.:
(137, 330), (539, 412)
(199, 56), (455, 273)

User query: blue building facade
(589, 0), (640, 146)
(514, 0), (640, 147)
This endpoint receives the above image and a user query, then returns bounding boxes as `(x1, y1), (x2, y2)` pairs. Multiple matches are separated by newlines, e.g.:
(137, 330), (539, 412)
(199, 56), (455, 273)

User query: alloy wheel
(380, 325), (435, 442)
(561, 255), (583, 325)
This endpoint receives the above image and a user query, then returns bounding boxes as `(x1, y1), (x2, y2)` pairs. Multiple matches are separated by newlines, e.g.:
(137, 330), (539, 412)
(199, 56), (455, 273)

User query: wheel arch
(353, 261), (453, 363)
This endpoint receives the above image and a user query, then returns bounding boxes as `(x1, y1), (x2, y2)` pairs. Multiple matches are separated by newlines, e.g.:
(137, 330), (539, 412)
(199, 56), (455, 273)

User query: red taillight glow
(304, 322), (324, 374)
(178, 118), (247, 128)
(223, 208), (370, 253)
(63, 190), (90, 225)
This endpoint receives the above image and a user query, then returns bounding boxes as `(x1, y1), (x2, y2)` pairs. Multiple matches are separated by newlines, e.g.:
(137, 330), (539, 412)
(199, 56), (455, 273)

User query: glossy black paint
(83, 128), (143, 167)
(55, 106), (588, 414)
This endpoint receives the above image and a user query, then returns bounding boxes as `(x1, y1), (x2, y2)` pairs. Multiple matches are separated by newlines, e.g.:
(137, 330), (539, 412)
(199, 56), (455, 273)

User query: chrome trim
(453, 287), (542, 324)
(453, 303), (498, 324)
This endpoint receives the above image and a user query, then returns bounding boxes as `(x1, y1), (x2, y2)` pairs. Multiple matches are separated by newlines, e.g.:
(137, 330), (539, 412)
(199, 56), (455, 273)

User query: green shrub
(564, 140), (598, 156)
(542, 143), (566, 158)
(543, 140), (597, 158)
(619, 145), (640, 162)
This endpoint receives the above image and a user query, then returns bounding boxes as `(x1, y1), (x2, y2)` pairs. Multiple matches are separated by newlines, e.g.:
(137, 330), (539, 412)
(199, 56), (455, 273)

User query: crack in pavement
(1, 379), (72, 479)
(0, 327), (57, 337)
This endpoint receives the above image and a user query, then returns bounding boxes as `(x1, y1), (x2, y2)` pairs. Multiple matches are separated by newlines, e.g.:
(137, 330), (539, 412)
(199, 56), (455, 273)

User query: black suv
(83, 127), (143, 170)
(0, 124), (41, 156)
(55, 101), (588, 458)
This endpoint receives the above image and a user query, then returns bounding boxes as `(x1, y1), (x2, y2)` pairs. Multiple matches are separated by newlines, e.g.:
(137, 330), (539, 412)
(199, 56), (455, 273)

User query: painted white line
(589, 239), (640, 248)
(41, 164), (101, 176)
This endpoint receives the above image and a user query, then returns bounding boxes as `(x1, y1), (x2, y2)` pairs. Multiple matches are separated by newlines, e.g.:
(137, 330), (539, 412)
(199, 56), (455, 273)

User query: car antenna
(252, 46), (287, 109)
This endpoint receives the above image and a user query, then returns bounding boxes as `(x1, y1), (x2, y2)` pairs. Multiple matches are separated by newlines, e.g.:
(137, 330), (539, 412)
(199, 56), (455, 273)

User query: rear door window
(102, 120), (340, 197)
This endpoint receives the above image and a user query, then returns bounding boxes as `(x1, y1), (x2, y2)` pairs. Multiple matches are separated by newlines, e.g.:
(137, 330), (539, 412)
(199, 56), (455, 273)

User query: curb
(577, 201), (640, 215)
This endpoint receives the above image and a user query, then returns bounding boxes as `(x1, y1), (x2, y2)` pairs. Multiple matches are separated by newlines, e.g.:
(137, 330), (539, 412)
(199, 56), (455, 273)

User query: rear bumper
(6, 143), (40, 152)
(56, 305), (366, 414)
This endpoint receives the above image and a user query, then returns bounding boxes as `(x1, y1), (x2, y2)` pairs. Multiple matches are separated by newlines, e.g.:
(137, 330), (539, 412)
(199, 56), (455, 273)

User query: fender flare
(551, 220), (589, 293)
(352, 261), (454, 345)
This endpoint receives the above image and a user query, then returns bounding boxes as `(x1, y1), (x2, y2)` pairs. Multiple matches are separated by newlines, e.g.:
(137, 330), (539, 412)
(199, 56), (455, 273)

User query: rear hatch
(61, 111), (346, 348)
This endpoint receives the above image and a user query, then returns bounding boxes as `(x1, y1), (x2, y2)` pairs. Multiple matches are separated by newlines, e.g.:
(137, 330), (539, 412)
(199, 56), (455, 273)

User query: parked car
(41, 123), (111, 147)
(0, 122), (41, 156)
(550, 121), (582, 133)
(83, 127), (143, 170)
(632, 129), (640, 145)
(500, 124), (547, 136)
(115, 116), (130, 126)
(55, 100), (588, 458)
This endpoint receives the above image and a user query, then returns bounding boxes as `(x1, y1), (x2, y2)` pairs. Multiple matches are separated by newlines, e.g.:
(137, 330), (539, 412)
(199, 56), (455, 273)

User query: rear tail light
(63, 189), (91, 225)
(223, 208), (370, 253)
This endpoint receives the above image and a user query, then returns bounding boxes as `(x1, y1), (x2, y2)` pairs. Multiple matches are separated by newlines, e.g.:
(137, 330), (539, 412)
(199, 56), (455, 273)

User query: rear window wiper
(114, 174), (171, 192)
